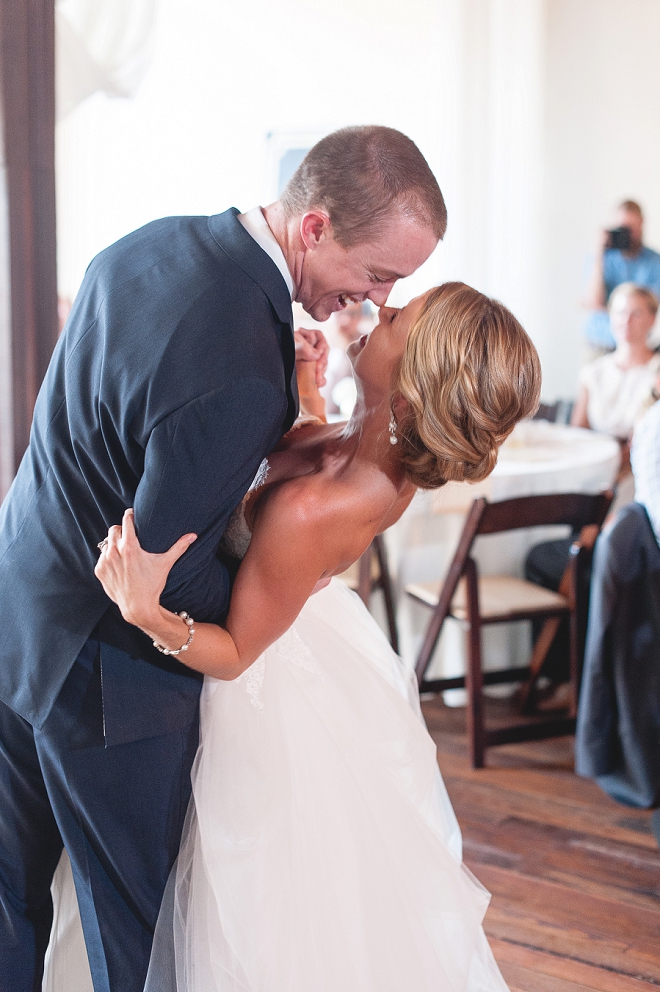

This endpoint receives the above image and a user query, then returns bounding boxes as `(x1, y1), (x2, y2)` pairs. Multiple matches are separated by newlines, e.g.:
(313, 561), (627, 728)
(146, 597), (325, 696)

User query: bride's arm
(95, 490), (361, 680)
(296, 359), (327, 422)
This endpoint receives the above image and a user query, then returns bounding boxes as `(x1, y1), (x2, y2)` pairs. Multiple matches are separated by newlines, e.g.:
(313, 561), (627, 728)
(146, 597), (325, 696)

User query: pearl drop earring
(388, 417), (398, 445)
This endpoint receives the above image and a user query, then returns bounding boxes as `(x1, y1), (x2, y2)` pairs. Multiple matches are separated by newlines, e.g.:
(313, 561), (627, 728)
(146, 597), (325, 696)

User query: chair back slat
(414, 498), (486, 683)
(477, 492), (612, 536)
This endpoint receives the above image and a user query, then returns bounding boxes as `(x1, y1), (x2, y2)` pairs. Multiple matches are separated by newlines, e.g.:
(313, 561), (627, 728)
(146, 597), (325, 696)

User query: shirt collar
(237, 207), (294, 300)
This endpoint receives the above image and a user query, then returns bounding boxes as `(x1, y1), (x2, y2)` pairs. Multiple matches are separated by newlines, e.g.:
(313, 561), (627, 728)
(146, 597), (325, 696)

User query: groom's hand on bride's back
(294, 328), (329, 387)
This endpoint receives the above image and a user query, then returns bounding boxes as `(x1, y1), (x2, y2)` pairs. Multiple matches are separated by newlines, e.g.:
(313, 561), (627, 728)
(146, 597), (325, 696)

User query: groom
(0, 125), (446, 991)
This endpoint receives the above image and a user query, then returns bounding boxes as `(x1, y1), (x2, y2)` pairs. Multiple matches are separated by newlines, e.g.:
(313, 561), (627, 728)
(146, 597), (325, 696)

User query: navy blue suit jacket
(0, 208), (298, 741)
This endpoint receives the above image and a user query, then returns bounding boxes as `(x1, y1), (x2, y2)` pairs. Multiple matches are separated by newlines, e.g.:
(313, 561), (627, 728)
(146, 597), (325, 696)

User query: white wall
(56, 0), (660, 400)
(437, 0), (547, 368)
(57, 0), (549, 309)
(544, 0), (660, 396)
(56, 0), (450, 304)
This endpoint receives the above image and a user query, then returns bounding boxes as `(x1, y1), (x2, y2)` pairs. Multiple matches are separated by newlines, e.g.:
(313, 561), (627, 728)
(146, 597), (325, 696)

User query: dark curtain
(0, 0), (57, 476)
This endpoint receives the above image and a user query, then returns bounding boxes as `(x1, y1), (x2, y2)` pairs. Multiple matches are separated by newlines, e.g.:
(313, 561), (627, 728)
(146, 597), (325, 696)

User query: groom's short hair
(281, 126), (447, 248)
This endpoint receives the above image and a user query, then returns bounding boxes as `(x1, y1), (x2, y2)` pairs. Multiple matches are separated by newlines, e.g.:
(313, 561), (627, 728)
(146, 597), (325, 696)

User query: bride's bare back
(248, 418), (416, 568)
(219, 419), (416, 673)
(94, 417), (416, 684)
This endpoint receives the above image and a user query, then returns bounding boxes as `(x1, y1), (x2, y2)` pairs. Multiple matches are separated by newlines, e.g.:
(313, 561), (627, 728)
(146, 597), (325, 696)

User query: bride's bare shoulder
(253, 470), (376, 563)
(270, 470), (370, 524)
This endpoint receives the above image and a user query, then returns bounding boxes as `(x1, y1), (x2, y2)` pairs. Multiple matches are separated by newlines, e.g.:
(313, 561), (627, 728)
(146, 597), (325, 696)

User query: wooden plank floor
(421, 695), (660, 992)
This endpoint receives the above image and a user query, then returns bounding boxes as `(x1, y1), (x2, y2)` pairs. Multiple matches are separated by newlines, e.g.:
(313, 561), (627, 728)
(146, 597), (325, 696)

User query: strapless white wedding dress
(45, 460), (509, 991)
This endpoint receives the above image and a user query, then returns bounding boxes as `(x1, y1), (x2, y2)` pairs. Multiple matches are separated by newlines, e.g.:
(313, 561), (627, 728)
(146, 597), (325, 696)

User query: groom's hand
(294, 328), (329, 387)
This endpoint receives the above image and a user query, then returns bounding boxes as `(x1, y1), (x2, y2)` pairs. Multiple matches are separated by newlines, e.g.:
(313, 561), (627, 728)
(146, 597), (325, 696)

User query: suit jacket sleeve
(133, 376), (285, 624)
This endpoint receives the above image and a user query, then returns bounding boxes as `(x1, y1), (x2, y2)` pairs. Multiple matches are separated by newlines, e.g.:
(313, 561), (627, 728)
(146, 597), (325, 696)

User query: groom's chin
(302, 297), (339, 323)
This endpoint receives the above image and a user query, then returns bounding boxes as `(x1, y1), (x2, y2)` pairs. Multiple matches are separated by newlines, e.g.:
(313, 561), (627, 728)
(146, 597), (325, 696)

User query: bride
(47, 282), (541, 991)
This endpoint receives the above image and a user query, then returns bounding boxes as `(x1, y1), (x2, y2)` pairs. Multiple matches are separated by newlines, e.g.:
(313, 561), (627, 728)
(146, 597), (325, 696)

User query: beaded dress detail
(218, 458), (270, 562)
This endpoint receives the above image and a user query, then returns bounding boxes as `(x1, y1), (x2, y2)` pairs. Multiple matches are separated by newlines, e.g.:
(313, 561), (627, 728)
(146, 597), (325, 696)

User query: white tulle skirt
(46, 580), (509, 992)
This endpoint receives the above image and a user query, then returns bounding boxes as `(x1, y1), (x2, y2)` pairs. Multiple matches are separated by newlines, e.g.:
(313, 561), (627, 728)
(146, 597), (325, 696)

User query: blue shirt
(583, 244), (660, 348)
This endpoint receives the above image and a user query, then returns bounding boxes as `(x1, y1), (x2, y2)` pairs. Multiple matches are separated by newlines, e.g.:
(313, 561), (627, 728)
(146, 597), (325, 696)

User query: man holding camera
(583, 199), (660, 355)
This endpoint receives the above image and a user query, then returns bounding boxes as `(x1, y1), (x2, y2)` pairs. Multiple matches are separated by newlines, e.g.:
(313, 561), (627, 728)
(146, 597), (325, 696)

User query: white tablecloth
(386, 421), (620, 691)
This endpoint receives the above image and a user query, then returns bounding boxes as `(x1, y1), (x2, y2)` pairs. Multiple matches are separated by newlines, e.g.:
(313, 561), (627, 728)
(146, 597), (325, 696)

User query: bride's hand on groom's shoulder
(94, 509), (197, 628)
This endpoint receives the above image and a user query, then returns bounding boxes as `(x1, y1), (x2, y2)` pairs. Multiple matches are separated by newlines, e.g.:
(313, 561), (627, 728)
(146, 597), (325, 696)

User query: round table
(386, 421), (621, 689)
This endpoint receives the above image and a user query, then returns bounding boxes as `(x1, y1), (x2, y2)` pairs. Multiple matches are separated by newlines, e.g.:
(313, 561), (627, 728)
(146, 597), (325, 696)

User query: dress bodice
(219, 458), (270, 561)
(219, 415), (324, 561)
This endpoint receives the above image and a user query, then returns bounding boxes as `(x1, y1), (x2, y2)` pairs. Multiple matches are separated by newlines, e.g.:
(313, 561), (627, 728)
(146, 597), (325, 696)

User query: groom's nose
(367, 283), (395, 307)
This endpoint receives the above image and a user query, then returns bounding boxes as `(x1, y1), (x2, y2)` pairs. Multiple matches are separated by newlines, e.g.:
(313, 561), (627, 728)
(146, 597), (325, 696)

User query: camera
(607, 226), (632, 250)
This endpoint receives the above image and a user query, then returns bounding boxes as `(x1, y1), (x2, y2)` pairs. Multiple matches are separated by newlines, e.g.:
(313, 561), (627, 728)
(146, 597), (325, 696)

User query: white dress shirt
(237, 207), (294, 300)
(631, 398), (660, 546)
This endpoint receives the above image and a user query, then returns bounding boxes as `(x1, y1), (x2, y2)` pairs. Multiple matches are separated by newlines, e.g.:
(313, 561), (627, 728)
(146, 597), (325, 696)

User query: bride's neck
(271, 387), (411, 498)
(329, 391), (409, 489)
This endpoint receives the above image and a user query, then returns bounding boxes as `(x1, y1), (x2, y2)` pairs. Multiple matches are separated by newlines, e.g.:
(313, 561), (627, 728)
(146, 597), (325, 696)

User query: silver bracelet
(152, 611), (195, 656)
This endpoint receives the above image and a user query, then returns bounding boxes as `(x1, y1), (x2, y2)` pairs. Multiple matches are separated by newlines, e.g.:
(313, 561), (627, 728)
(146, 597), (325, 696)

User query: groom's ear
(300, 211), (333, 250)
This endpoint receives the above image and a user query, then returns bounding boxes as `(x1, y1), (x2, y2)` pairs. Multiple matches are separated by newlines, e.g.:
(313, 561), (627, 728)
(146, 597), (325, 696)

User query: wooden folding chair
(406, 491), (613, 767)
(339, 535), (399, 652)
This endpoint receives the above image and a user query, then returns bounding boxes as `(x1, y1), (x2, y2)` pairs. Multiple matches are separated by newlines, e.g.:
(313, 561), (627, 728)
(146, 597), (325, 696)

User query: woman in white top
(572, 282), (660, 438)
(572, 282), (660, 497)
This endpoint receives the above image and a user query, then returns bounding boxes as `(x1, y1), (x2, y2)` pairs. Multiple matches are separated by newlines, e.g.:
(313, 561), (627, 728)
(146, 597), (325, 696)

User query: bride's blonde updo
(394, 282), (541, 489)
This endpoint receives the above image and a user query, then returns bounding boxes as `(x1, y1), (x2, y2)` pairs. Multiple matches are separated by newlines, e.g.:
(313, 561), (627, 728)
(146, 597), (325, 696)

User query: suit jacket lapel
(208, 208), (299, 430)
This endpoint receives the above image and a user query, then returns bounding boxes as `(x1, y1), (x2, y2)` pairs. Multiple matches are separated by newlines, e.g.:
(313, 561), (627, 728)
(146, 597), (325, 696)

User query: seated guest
(582, 199), (660, 355)
(526, 287), (659, 690)
(575, 400), (660, 843)
(572, 282), (660, 500)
